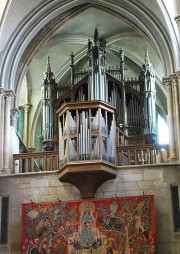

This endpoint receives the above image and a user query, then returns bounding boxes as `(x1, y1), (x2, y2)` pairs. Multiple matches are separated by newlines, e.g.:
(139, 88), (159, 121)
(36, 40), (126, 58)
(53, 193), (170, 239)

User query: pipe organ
(57, 102), (116, 166)
(40, 28), (157, 197)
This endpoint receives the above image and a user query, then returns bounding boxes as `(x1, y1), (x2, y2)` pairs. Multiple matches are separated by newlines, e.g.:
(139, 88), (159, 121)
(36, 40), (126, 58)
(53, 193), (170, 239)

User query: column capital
(11, 108), (20, 117)
(23, 103), (32, 113)
(176, 71), (180, 79)
(175, 15), (180, 26)
(163, 73), (180, 87)
(170, 73), (178, 86)
(4, 89), (15, 98)
(163, 76), (171, 88)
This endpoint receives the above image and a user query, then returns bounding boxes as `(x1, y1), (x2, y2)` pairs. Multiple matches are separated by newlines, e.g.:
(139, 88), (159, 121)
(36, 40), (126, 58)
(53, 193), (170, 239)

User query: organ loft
(41, 28), (157, 198)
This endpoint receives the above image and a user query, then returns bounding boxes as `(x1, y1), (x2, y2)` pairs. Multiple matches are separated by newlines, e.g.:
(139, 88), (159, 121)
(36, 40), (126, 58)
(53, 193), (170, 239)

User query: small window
(0, 196), (9, 244)
(171, 186), (180, 232)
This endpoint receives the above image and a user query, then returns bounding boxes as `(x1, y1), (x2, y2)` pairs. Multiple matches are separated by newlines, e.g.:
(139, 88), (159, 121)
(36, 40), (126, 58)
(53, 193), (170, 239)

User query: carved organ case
(41, 29), (157, 197)
(57, 101), (116, 166)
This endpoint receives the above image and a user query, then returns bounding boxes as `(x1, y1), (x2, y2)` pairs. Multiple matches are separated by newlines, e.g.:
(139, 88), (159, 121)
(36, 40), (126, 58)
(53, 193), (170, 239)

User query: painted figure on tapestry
(79, 202), (97, 247)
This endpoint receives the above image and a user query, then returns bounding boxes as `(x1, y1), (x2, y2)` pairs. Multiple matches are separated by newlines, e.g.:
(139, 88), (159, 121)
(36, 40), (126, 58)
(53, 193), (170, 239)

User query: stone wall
(0, 164), (180, 254)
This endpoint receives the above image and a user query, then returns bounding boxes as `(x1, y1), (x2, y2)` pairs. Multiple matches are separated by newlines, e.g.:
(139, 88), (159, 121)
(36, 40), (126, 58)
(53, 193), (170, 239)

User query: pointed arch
(0, 0), (177, 106)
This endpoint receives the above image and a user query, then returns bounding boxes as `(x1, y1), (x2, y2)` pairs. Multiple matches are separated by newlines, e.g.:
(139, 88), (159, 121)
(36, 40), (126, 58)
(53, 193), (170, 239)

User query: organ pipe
(58, 105), (116, 167)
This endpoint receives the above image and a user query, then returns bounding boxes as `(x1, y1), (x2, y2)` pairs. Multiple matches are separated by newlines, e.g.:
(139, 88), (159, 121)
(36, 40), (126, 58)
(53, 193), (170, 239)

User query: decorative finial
(144, 48), (149, 64)
(119, 48), (124, 60)
(94, 28), (99, 45)
(46, 56), (51, 73)
(70, 52), (74, 65)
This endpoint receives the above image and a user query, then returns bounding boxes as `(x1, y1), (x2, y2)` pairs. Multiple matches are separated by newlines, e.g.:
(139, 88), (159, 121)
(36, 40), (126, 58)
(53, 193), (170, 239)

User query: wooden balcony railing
(13, 144), (169, 173)
(116, 144), (169, 166)
(13, 151), (59, 173)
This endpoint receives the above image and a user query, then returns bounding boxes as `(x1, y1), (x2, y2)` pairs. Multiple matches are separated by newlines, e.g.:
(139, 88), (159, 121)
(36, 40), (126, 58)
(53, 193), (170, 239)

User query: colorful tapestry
(22, 195), (156, 254)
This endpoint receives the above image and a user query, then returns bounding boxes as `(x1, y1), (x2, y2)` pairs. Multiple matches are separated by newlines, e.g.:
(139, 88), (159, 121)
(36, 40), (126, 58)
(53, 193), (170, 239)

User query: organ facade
(41, 28), (157, 197)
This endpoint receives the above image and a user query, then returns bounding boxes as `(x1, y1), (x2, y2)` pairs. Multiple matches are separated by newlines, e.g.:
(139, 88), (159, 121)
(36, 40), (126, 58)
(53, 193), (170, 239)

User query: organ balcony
(57, 100), (117, 198)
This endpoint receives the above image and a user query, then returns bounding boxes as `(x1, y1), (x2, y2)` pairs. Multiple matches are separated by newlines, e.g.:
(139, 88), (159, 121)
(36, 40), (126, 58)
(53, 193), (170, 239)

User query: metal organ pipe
(59, 123), (64, 165)
(108, 118), (115, 163)
(78, 110), (91, 160)
(64, 114), (67, 135)
(69, 112), (77, 161)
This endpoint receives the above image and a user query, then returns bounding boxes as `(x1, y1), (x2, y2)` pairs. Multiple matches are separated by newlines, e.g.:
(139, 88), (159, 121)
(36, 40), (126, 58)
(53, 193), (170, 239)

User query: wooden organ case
(41, 28), (157, 198)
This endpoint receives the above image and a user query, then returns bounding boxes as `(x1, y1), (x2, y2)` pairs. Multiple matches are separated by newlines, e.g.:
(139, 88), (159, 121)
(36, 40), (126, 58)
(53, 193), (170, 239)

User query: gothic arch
(0, 0), (177, 107)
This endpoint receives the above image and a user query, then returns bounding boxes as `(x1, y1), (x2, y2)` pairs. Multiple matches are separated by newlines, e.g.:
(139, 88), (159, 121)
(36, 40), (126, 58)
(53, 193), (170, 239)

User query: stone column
(163, 77), (177, 161)
(0, 88), (5, 172)
(177, 72), (180, 107)
(2, 90), (15, 174)
(23, 103), (32, 147)
(171, 74), (180, 160)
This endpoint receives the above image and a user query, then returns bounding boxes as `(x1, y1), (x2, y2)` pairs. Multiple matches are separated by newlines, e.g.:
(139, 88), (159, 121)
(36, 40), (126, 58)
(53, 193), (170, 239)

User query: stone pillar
(163, 77), (177, 161)
(177, 72), (180, 104)
(176, 72), (180, 159)
(0, 88), (5, 172)
(23, 103), (32, 147)
(2, 90), (15, 174)
(171, 75), (180, 160)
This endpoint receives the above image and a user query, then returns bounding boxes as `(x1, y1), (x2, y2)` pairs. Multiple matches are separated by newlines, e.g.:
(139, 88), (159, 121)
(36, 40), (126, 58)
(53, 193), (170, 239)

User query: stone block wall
(0, 164), (179, 253)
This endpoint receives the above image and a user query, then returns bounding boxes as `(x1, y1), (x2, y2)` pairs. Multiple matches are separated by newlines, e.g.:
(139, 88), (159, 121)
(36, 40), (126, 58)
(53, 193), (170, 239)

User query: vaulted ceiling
(23, 4), (167, 116)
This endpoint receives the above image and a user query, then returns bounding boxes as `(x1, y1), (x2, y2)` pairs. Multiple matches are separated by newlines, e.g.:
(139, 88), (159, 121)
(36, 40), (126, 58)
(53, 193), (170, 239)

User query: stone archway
(0, 0), (176, 106)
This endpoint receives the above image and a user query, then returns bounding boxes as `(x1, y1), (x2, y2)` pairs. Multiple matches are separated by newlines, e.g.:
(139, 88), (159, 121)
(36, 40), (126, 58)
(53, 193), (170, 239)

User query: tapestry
(22, 195), (156, 254)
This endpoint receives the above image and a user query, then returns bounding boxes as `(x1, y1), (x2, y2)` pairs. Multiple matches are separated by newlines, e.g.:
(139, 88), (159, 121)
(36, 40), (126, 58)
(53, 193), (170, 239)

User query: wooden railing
(116, 144), (169, 166)
(13, 144), (169, 173)
(13, 151), (59, 173)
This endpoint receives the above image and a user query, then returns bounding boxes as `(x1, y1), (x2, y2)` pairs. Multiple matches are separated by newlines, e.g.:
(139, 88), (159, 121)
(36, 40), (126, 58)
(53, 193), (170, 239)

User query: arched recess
(0, 0), (177, 108)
